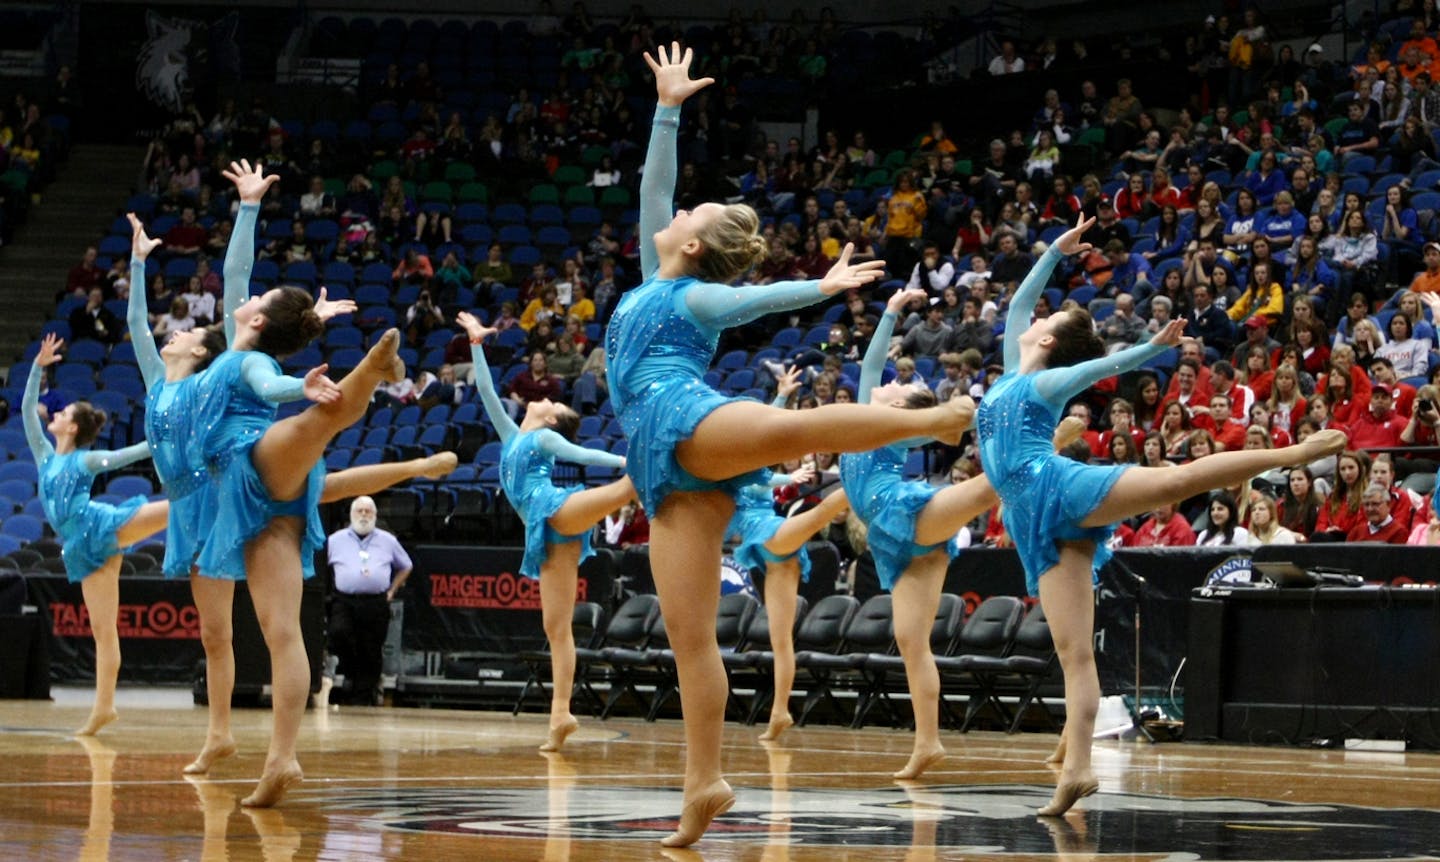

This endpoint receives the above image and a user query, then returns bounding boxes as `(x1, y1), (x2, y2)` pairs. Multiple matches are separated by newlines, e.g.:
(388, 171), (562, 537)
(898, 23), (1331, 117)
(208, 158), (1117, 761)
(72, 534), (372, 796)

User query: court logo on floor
(307, 783), (1440, 857)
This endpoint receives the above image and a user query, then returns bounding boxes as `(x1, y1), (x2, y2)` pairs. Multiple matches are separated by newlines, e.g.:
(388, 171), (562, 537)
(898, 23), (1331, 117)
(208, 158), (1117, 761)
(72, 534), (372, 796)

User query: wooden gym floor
(2, 692), (1440, 861)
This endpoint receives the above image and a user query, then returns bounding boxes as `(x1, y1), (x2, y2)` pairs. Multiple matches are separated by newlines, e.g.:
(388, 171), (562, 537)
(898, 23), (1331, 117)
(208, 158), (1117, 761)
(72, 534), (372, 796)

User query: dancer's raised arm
(22, 335), (60, 463)
(1003, 218), (1093, 370)
(456, 311), (519, 442)
(640, 42), (713, 281)
(533, 429), (625, 469)
(685, 244), (885, 329)
(858, 288), (924, 403)
(1034, 318), (1184, 406)
(126, 213), (164, 388)
(221, 160), (278, 342)
(238, 354), (340, 405)
(81, 441), (152, 474)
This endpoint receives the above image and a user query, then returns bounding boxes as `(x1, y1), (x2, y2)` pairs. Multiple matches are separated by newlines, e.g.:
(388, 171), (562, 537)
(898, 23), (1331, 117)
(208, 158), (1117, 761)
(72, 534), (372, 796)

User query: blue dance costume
(726, 476), (811, 582)
(975, 246), (1168, 594)
(23, 363), (152, 583)
(470, 342), (625, 579)
(838, 311), (956, 590)
(193, 201), (323, 580)
(604, 103), (836, 514)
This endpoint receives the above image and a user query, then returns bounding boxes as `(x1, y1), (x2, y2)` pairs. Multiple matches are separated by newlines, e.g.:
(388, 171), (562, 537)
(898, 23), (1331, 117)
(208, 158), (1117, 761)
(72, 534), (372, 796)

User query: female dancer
(179, 161), (411, 807)
(607, 44), (969, 847)
(456, 311), (635, 752)
(728, 470), (850, 743)
(844, 287), (1086, 780)
(24, 335), (167, 736)
(126, 200), (455, 776)
(976, 217), (1344, 816)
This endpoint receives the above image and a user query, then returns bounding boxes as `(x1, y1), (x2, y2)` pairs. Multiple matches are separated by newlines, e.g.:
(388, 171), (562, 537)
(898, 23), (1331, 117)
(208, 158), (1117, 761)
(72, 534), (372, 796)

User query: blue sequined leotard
(604, 103), (835, 515)
(471, 343), (625, 579)
(975, 246), (1168, 594)
(726, 478), (811, 582)
(23, 363), (153, 582)
(838, 310), (955, 590)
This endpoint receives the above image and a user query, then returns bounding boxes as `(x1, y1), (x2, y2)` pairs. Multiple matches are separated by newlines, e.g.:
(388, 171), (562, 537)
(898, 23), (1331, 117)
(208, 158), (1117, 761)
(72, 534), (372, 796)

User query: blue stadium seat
(0, 462), (36, 484)
(335, 428), (362, 450)
(355, 285), (390, 306)
(252, 260), (280, 284)
(107, 475), (154, 497)
(475, 441), (503, 465)
(418, 424), (449, 450)
(493, 204), (527, 225)
(66, 340), (107, 366)
(352, 448), (385, 467)
(325, 449), (352, 471)
(283, 261), (317, 287)
(1, 514), (43, 542)
(509, 245), (541, 266)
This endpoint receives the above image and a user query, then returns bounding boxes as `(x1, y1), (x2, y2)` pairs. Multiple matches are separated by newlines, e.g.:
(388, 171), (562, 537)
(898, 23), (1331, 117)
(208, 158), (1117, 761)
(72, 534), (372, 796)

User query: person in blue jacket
(975, 216), (1345, 816)
(458, 310), (635, 754)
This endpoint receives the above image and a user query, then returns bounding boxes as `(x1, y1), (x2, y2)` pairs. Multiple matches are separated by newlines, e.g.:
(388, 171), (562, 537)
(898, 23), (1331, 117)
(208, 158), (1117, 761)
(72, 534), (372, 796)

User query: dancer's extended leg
(185, 573), (237, 774)
(649, 490), (737, 847)
(912, 477), (999, 547)
(1037, 541), (1101, 816)
(761, 489), (850, 558)
(1081, 430), (1346, 527)
(253, 329), (405, 503)
(680, 399), (973, 481)
(758, 558), (800, 742)
(538, 541), (581, 752)
(76, 558), (122, 736)
(318, 453), (458, 503)
(891, 550), (949, 780)
(545, 476), (637, 535)
(240, 517), (307, 808)
(115, 501), (169, 547)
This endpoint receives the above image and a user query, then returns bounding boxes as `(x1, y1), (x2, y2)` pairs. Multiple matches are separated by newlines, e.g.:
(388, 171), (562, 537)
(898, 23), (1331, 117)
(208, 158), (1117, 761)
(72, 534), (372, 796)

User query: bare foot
(758, 712), (794, 742)
(361, 328), (405, 382)
(660, 778), (735, 848)
(1053, 416), (1086, 450)
(241, 761), (303, 808)
(1045, 734), (1067, 765)
(1038, 773), (1099, 817)
(183, 737), (238, 775)
(893, 745), (947, 780)
(418, 452), (459, 479)
(539, 715), (579, 752)
(933, 395), (976, 445)
(76, 708), (118, 736)
(1297, 428), (1347, 462)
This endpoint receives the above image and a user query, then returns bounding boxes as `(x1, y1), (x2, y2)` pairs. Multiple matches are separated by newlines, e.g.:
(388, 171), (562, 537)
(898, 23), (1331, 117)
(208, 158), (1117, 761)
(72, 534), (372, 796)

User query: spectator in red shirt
(65, 245), (102, 298)
(1369, 356), (1417, 417)
(504, 351), (564, 419)
(1347, 386), (1408, 449)
(162, 206), (208, 256)
(1209, 360), (1254, 420)
(1370, 455), (1428, 531)
(1346, 483), (1411, 543)
(1314, 450), (1371, 541)
(1199, 392), (1249, 450)
(1127, 499), (1197, 547)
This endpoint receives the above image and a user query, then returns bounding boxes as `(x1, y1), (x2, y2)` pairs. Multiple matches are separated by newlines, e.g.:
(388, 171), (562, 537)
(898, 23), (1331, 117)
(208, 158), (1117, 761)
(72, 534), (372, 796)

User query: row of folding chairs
(510, 590), (1060, 733)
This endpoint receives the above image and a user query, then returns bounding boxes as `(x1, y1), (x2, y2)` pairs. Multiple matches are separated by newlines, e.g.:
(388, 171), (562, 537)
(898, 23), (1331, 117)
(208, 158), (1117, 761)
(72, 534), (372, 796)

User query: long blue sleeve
(471, 342), (518, 442)
(128, 257), (165, 388)
(224, 202), (260, 344)
(639, 104), (681, 281)
(534, 428), (625, 468)
(239, 353), (306, 403)
(1003, 246), (1063, 371)
(1033, 336), (1171, 407)
(857, 310), (898, 405)
(684, 279), (827, 330)
(82, 442), (152, 475)
(22, 362), (53, 463)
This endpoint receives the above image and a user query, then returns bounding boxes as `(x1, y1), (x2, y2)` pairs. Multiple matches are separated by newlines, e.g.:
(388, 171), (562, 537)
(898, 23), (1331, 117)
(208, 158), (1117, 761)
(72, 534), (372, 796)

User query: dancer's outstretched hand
(1419, 291), (1440, 317)
(1054, 217), (1096, 257)
(221, 159), (280, 205)
(303, 364), (342, 404)
(36, 333), (64, 367)
(128, 213), (162, 261)
(1150, 317), (1187, 348)
(887, 287), (928, 315)
(645, 41), (714, 107)
(819, 244), (887, 296)
(774, 364), (803, 399)
(456, 311), (496, 343)
(313, 288), (356, 322)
